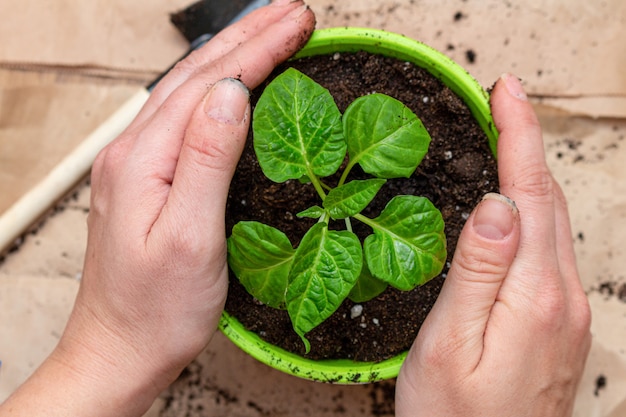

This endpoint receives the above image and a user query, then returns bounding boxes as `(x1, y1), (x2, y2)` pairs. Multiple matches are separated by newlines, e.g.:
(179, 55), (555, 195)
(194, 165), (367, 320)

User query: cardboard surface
(1, 0), (625, 415)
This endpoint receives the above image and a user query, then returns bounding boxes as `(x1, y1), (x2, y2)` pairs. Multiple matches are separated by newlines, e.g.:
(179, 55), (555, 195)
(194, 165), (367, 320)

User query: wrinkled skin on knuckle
(511, 163), (556, 205)
(454, 243), (509, 285)
(183, 118), (245, 177)
(182, 129), (240, 176)
(412, 323), (475, 381)
(152, 209), (226, 272)
(161, 222), (210, 263)
(413, 334), (454, 371)
(169, 56), (201, 82)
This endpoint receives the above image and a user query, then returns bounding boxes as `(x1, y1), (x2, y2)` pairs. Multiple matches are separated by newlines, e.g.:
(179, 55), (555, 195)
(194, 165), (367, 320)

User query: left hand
(66, 1), (316, 410)
(0, 3), (316, 417)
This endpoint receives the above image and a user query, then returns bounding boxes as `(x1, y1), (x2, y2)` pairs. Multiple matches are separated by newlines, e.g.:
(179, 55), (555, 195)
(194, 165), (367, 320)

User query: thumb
(413, 193), (520, 369)
(165, 78), (251, 236)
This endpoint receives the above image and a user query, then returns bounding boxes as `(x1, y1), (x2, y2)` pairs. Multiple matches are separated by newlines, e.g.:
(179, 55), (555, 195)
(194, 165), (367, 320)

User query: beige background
(1, 0), (626, 415)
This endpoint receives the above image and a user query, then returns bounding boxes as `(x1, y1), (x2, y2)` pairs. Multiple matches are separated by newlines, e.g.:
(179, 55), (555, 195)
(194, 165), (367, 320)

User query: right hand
(395, 73), (592, 416)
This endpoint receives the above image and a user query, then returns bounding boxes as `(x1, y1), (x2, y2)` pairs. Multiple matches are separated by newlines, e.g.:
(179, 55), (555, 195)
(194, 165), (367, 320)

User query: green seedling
(227, 68), (447, 352)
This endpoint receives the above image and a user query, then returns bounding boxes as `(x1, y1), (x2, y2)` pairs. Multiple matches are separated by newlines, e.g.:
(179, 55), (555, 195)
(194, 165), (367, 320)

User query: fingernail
(472, 193), (518, 240)
(204, 78), (249, 125)
(500, 73), (528, 101)
(281, 3), (309, 20)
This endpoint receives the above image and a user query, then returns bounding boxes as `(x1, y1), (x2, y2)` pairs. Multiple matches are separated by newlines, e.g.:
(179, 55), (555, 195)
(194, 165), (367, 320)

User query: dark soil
(589, 280), (626, 303)
(224, 51), (498, 362)
(594, 374), (607, 397)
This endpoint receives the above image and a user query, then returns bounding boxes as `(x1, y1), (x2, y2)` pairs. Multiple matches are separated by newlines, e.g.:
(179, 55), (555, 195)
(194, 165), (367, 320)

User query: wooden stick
(0, 88), (150, 254)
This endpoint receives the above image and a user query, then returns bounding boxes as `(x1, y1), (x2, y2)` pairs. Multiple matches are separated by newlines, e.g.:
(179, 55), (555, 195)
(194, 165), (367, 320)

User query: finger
(158, 3), (315, 119)
(552, 179), (587, 303)
(126, 3), (313, 173)
(552, 180), (591, 340)
(111, 5), (314, 230)
(492, 73), (559, 274)
(131, 0), (311, 128)
(489, 75), (576, 349)
(131, 3), (314, 157)
(407, 193), (520, 372)
(154, 78), (250, 253)
(161, 78), (250, 242)
(548, 183), (587, 338)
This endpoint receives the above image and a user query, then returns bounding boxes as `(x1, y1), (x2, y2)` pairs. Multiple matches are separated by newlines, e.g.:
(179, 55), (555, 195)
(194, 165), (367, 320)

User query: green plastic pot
(219, 27), (499, 384)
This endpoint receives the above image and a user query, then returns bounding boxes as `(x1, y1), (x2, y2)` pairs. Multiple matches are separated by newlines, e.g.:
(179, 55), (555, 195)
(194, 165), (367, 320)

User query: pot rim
(219, 27), (497, 384)
(220, 311), (407, 383)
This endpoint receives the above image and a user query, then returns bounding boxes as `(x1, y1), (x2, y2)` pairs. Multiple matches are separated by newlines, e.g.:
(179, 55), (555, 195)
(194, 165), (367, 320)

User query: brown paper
(1, 0), (625, 415)
(0, 69), (140, 214)
(0, 0), (192, 248)
(0, 0), (190, 70)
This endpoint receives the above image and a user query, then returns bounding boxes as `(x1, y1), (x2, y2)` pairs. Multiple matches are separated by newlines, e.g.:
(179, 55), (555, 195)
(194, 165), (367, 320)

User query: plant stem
(344, 218), (353, 232)
(306, 168), (327, 201)
(319, 180), (332, 192)
(353, 213), (377, 231)
(310, 176), (327, 200)
(338, 159), (358, 188)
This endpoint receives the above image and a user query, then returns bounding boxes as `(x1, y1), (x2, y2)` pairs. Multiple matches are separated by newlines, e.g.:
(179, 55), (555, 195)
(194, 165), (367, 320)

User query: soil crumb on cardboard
(594, 374), (607, 397)
(588, 280), (626, 303)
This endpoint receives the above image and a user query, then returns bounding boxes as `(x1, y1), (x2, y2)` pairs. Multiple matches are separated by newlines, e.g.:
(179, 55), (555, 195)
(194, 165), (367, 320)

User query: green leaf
(363, 196), (446, 290)
(348, 260), (389, 303)
(296, 205), (325, 219)
(286, 223), (362, 352)
(253, 68), (346, 183)
(343, 93), (431, 178)
(227, 221), (295, 309)
(297, 175), (312, 185)
(324, 179), (386, 220)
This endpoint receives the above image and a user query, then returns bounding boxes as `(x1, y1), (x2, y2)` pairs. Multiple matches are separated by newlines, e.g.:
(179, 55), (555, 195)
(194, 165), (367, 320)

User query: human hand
(0, 2), (315, 416)
(395, 74), (592, 416)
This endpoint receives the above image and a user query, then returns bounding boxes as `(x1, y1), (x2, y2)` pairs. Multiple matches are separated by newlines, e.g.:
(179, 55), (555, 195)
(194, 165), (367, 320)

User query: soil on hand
(224, 51), (498, 362)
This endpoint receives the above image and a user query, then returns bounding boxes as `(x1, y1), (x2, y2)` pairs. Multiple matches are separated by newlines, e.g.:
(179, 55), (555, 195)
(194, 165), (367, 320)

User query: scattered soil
(588, 280), (626, 303)
(161, 357), (398, 416)
(224, 51), (498, 362)
(594, 374), (607, 397)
